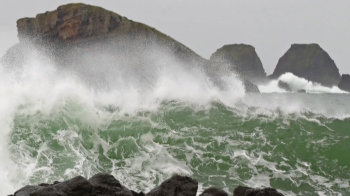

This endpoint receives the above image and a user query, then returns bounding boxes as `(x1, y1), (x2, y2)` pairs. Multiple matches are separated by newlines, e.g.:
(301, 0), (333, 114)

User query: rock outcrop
(10, 173), (284, 196)
(2, 3), (259, 93)
(210, 44), (267, 85)
(338, 74), (350, 92)
(233, 186), (284, 196)
(145, 175), (198, 196)
(269, 44), (341, 87)
(199, 187), (228, 196)
(12, 173), (140, 196)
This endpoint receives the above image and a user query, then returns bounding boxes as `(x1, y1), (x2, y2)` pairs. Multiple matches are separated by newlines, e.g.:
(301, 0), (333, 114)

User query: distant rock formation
(243, 78), (260, 93)
(2, 3), (259, 93)
(338, 74), (350, 92)
(4, 3), (202, 68)
(210, 44), (267, 85)
(278, 81), (291, 92)
(269, 44), (341, 87)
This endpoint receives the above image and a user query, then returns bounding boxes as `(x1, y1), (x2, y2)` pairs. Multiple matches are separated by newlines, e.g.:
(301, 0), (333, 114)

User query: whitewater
(1, 49), (350, 196)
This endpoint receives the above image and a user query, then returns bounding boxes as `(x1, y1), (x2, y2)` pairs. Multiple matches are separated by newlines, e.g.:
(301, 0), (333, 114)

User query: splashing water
(0, 47), (350, 196)
(259, 72), (348, 94)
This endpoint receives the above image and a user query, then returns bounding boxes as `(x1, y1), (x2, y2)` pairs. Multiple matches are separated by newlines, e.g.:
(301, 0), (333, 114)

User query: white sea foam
(1, 45), (350, 195)
(259, 72), (348, 94)
(0, 46), (245, 193)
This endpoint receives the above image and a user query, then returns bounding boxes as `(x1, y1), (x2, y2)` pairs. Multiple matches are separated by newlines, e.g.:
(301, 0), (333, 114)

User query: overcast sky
(1, 0), (349, 75)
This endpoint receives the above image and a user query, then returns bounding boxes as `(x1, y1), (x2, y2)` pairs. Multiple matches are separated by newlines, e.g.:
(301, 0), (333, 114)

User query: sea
(0, 49), (349, 196)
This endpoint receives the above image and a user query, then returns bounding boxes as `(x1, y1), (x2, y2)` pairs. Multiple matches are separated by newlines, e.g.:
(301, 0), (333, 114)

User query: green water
(8, 94), (350, 195)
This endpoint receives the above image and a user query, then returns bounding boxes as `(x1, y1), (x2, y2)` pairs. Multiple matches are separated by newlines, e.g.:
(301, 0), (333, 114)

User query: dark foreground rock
(89, 173), (133, 196)
(11, 173), (284, 196)
(210, 44), (267, 85)
(338, 74), (350, 92)
(145, 175), (198, 196)
(199, 187), (228, 196)
(13, 174), (134, 196)
(1, 3), (259, 93)
(233, 186), (284, 196)
(269, 44), (341, 87)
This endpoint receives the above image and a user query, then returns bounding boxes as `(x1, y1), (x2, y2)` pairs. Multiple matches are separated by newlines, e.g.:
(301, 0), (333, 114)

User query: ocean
(0, 52), (349, 196)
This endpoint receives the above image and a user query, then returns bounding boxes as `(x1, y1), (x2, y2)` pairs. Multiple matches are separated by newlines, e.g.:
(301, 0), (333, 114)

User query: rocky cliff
(210, 44), (267, 85)
(2, 3), (259, 92)
(4, 3), (203, 67)
(269, 44), (341, 87)
(338, 74), (350, 92)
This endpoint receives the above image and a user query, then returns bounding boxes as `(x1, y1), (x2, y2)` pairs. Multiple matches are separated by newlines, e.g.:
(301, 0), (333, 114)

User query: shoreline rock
(338, 74), (350, 92)
(9, 173), (284, 196)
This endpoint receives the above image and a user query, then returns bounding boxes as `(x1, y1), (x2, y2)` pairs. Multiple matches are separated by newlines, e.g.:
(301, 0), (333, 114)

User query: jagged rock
(53, 176), (92, 196)
(145, 175), (198, 196)
(210, 44), (267, 85)
(269, 44), (341, 87)
(277, 81), (291, 92)
(14, 186), (41, 196)
(199, 187), (228, 196)
(89, 173), (133, 196)
(2, 3), (259, 93)
(2, 3), (209, 69)
(10, 173), (285, 196)
(242, 78), (260, 93)
(297, 89), (306, 93)
(131, 190), (145, 196)
(30, 187), (67, 196)
(233, 186), (284, 196)
(338, 74), (350, 92)
(12, 173), (135, 196)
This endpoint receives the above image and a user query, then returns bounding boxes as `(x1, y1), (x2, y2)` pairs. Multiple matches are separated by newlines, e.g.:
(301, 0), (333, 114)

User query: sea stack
(4, 3), (203, 66)
(210, 44), (267, 85)
(338, 74), (350, 92)
(1, 3), (259, 93)
(269, 44), (341, 87)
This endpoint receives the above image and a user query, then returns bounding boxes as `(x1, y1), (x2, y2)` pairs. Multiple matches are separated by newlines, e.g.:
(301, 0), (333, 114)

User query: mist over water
(259, 72), (348, 94)
(1, 44), (350, 196)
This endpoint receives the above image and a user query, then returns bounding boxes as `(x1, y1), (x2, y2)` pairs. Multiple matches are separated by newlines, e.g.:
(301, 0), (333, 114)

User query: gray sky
(1, 0), (349, 75)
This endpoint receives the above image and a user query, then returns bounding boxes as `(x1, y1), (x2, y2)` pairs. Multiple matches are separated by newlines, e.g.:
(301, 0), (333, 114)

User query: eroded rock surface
(11, 173), (285, 196)
(199, 187), (228, 196)
(145, 175), (198, 196)
(338, 74), (350, 92)
(211, 44), (267, 85)
(233, 186), (284, 196)
(2, 3), (259, 93)
(269, 44), (341, 87)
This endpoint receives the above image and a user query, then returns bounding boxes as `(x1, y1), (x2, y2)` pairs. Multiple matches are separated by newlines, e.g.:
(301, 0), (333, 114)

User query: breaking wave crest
(259, 72), (348, 94)
(1, 48), (350, 196)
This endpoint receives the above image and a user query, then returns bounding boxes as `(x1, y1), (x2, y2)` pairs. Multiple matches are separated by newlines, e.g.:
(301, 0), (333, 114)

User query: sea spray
(259, 72), (347, 94)
(0, 46), (246, 194)
(1, 47), (350, 195)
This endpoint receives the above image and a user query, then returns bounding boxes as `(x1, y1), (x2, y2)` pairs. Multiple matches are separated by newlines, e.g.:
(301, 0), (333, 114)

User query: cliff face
(338, 74), (350, 92)
(2, 3), (259, 92)
(269, 44), (341, 87)
(13, 3), (201, 63)
(210, 44), (267, 85)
